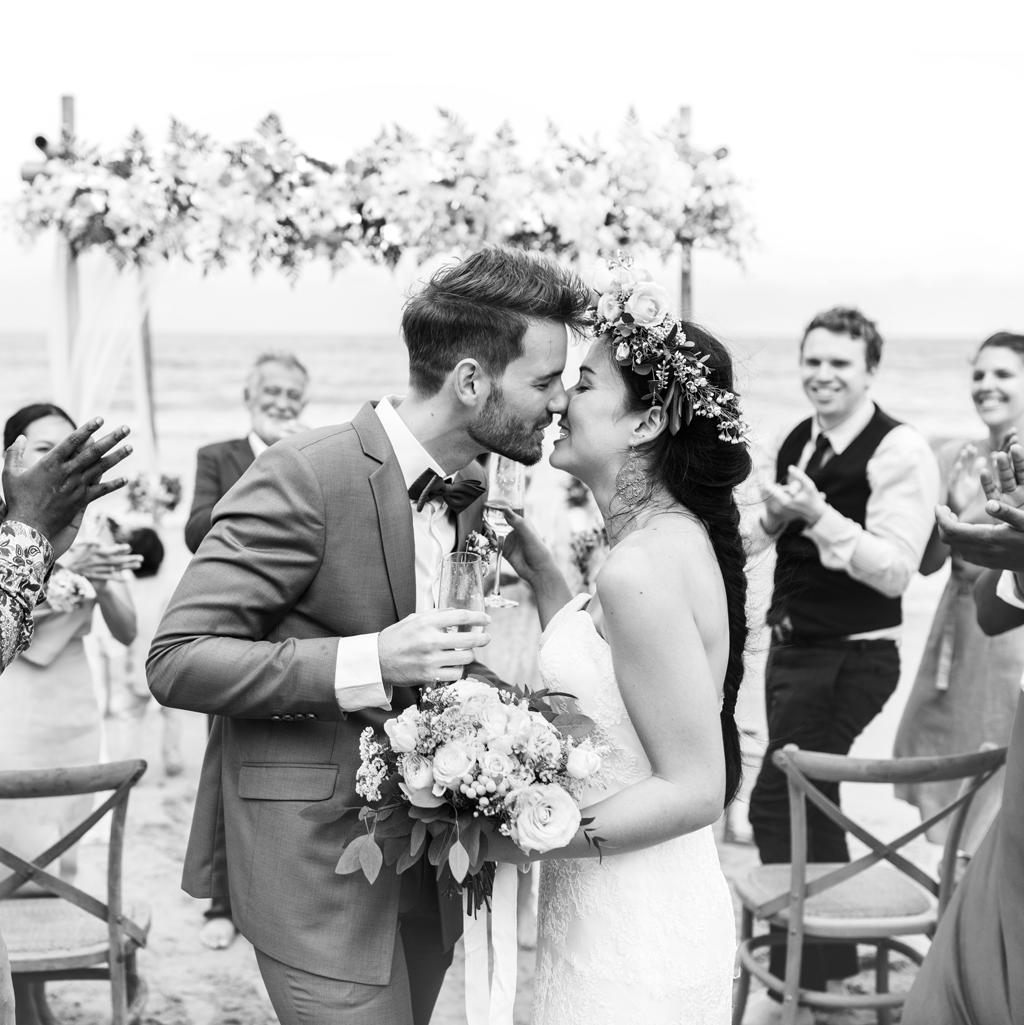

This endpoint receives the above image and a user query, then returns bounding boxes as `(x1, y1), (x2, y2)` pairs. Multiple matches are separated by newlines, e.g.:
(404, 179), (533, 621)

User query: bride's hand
(499, 511), (557, 585)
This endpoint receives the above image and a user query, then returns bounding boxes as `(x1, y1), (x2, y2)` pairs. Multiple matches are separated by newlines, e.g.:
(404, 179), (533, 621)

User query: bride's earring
(614, 446), (651, 507)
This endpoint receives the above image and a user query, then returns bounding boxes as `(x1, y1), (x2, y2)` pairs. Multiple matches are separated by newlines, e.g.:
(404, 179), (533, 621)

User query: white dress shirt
(246, 431), (266, 459)
(331, 397), (457, 712)
(747, 397), (940, 639)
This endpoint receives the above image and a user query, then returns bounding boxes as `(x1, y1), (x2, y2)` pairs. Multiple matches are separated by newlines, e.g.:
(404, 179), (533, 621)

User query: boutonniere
(463, 530), (497, 571)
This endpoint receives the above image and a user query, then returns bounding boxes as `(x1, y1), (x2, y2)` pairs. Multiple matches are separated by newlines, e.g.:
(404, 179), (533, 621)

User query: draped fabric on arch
(46, 246), (158, 478)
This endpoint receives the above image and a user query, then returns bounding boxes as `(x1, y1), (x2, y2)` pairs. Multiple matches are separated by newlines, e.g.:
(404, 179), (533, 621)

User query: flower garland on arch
(9, 109), (750, 275)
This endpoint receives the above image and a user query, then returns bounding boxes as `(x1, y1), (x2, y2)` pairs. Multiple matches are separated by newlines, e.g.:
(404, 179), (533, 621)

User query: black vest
(768, 404), (902, 641)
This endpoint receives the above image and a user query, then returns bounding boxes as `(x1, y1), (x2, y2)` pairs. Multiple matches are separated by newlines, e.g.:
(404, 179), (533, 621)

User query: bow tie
(408, 470), (485, 514)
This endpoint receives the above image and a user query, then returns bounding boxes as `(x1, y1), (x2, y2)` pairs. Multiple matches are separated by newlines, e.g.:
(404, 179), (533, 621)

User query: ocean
(0, 331), (986, 489)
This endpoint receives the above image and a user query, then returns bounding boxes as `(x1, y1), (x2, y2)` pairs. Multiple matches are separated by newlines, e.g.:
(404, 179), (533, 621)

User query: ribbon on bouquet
(463, 862), (520, 1025)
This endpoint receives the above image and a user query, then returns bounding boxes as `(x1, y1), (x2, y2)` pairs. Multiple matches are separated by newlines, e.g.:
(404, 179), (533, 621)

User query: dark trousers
(256, 862), (453, 1025)
(749, 639), (901, 994)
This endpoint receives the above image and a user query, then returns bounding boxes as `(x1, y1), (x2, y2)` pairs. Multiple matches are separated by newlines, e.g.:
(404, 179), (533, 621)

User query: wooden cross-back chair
(732, 742), (1007, 1025)
(0, 759), (151, 1024)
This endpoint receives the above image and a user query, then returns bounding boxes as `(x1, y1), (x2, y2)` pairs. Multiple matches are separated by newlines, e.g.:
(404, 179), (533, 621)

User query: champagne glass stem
(491, 536), (506, 601)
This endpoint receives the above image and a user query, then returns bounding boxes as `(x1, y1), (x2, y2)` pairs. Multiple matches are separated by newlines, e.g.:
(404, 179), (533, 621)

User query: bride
(493, 258), (750, 1025)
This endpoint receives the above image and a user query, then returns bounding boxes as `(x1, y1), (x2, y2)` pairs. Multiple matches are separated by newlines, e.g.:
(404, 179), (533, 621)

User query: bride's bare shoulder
(595, 520), (716, 606)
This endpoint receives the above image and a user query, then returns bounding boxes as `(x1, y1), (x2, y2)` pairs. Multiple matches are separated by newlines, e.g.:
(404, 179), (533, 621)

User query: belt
(770, 623), (898, 649)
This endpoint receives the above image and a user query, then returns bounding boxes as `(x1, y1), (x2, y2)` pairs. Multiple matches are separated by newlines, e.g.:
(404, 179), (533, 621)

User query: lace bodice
(532, 594), (735, 1025)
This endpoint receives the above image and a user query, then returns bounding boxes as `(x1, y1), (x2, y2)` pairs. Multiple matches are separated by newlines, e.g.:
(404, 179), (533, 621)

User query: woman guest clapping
(894, 333), (1024, 857)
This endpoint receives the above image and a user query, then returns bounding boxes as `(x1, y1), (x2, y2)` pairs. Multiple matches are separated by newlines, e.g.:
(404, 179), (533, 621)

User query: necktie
(408, 470), (485, 514)
(803, 433), (832, 477)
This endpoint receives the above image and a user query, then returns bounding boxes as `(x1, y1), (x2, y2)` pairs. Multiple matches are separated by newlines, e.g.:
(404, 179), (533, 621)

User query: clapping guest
(0, 405), (139, 1025)
(184, 350), (309, 553)
(894, 332), (1024, 861)
(902, 443), (1024, 1025)
(0, 405), (140, 875)
(0, 414), (132, 1025)
(744, 308), (940, 1024)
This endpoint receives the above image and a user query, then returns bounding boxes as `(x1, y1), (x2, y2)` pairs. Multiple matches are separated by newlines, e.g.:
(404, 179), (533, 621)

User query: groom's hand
(378, 610), (491, 687)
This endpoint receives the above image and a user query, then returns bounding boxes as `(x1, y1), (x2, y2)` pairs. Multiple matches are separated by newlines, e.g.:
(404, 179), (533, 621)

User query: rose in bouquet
(327, 677), (603, 911)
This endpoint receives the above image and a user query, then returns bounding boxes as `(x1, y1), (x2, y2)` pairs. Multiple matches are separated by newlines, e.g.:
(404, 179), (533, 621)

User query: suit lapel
(230, 438), (256, 480)
(355, 404), (417, 621)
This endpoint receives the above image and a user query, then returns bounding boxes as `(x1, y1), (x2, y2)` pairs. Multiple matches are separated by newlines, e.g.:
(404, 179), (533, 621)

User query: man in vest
(743, 307), (939, 1025)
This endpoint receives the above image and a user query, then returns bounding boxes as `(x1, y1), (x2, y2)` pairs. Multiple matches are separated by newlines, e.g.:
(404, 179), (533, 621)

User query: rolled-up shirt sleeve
(802, 425), (940, 598)
(334, 633), (393, 711)
(0, 520), (54, 672)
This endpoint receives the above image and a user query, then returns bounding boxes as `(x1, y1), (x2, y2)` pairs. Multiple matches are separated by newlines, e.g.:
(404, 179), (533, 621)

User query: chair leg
(12, 979), (55, 1025)
(875, 943), (891, 1025)
(110, 951), (129, 1025)
(732, 907), (753, 1025)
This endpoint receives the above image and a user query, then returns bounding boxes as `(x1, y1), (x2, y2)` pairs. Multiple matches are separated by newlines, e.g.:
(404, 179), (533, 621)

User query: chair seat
(734, 862), (937, 937)
(0, 896), (151, 971)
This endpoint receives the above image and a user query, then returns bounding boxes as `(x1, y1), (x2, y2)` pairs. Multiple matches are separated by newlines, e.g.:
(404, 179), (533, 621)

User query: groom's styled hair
(401, 247), (591, 395)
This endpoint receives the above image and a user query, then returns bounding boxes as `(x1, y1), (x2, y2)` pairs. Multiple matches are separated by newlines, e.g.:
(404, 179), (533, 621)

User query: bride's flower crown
(589, 256), (749, 445)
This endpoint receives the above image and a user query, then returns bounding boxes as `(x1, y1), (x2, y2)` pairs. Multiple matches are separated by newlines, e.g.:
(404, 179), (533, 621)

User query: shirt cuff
(802, 504), (857, 553)
(995, 570), (1024, 610)
(334, 633), (392, 711)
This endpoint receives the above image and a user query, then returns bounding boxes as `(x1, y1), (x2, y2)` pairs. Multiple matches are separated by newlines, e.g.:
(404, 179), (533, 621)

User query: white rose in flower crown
(624, 282), (671, 327)
(591, 261), (635, 295)
(432, 740), (478, 790)
(401, 753), (435, 791)
(566, 743), (603, 779)
(383, 708), (420, 754)
(509, 783), (582, 854)
(596, 293), (623, 324)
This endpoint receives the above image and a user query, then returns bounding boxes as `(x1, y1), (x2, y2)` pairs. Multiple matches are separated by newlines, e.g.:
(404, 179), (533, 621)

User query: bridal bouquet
(331, 678), (603, 911)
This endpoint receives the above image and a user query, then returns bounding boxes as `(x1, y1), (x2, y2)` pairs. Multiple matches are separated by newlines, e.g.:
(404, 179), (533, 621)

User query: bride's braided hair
(614, 321), (751, 807)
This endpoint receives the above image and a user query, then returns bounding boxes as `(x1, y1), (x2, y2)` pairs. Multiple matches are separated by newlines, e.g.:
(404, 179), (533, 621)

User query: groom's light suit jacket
(147, 403), (487, 984)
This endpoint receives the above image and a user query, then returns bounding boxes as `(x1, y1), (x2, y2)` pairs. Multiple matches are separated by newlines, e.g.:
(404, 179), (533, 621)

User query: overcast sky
(1, 0), (1022, 341)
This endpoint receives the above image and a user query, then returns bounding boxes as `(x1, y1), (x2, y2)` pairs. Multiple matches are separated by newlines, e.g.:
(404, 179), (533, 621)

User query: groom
(147, 248), (590, 1025)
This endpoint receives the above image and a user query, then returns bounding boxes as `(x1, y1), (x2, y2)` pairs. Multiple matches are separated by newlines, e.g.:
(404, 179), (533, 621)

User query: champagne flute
(483, 455), (526, 609)
(437, 552), (486, 633)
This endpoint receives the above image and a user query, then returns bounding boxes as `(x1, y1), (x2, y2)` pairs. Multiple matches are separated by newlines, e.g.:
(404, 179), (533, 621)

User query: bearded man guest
(148, 248), (590, 1025)
(742, 307), (940, 1025)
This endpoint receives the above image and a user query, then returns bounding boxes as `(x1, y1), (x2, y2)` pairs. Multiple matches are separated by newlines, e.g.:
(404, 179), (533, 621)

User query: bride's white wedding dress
(532, 594), (736, 1025)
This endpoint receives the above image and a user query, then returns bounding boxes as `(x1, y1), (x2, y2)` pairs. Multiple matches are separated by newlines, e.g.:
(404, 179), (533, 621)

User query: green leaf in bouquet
(409, 819), (428, 859)
(459, 816), (483, 872)
(373, 811), (415, 840)
(448, 840), (470, 883)
(358, 837), (384, 883)
(427, 823), (455, 866)
(407, 803), (453, 824)
(336, 834), (374, 876)
(395, 845), (422, 875)
(380, 835), (409, 866)
(551, 711), (597, 741)
(358, 807), (377, 823)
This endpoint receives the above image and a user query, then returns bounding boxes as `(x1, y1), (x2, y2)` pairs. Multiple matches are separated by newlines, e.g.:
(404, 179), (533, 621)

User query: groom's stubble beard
(466, 385), (545, 465)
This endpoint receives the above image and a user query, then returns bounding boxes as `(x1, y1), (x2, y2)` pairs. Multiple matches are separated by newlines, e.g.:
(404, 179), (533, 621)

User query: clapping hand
(1, 419), (132, 558)
(936, 442), (1024, 570)
(61, 541), (143, 585)
(946, 443), (980, 515)
(761, 465), (827, 531)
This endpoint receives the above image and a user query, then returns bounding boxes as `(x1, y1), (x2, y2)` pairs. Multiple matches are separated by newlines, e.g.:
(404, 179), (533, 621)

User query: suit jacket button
(271, 715), (281, 721)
